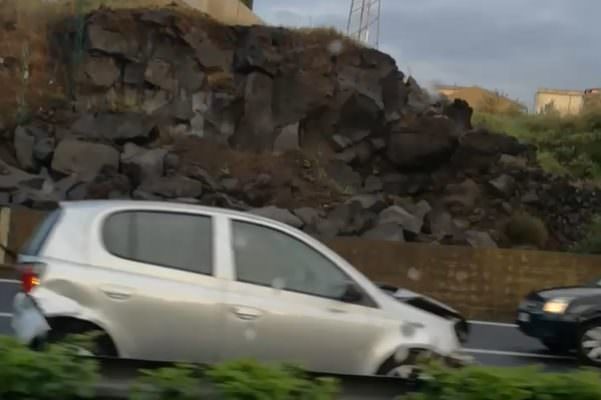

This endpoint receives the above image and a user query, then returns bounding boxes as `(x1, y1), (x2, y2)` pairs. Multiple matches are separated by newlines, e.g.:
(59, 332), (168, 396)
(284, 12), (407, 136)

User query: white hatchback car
(12, 200), (465, 376)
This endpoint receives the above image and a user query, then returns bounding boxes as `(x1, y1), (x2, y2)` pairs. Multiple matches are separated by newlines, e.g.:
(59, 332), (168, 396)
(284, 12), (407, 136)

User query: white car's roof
(58, 200), (286, 227)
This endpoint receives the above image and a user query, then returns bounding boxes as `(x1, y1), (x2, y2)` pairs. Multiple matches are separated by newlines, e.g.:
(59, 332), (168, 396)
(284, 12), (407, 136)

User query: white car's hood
(379, 292), (461, 355)
(390, 288), (461, 316)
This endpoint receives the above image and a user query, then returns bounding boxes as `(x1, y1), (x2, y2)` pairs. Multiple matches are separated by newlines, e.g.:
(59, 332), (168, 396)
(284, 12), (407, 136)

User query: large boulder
(81, 55), (120, 88)
(443, 179), (481, 214)
(71, 113), (156, 143)
(443, 99), (472, 131)
(424, 209), (457, 240)
(14, 126), (35, 171)
(234, 26), (284, 75)
(121, 143), (166, 186)
(52, 139), (120, 182)
(362, 223), (405, 242)
(0, 160), (41, 192)
(452, 129), (528, 170)
(378, 205), (424, 236)
(465, 230), (498, 249)
(138, 176), (203, 199)
(250, 206), (303, 228)
(230, 72), (275, 152)
(145, 59), (177, 92)
(488, 174), (517, 198)
(325, 161), (362, 194)
(86, 166), (132, 199)
(381, 71), (409, 122)
(337, 65), (384, 110)
(272, 70), (334, 127)
(387, 116), (459, 169)
(86, 19), (139, 60)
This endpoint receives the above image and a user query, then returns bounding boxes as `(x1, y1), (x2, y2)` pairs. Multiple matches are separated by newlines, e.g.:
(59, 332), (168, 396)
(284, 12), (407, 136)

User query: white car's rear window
(20, 209), (63, 256)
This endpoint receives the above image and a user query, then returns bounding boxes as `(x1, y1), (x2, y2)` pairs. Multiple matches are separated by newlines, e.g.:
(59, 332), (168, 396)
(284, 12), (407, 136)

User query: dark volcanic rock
(139, 176), (203, 199)
(52, 139), (119, 182)
(250, 206), (303, 228)
(71, 113), (156, 143)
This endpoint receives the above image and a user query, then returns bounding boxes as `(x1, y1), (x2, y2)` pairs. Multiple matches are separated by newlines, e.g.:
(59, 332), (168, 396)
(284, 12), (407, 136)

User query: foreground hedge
(0, 336), (99, 400)
(4, 334), (601, 400)
(0, 336), (338, 400)
(407, 363), (601, 400)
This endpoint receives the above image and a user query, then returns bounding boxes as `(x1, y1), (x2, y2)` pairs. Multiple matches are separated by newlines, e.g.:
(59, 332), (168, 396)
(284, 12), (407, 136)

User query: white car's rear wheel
(45, 318), (118, 357)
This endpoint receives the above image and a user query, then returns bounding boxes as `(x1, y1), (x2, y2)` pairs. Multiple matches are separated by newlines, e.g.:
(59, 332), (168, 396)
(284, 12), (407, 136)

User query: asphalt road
(0, 280), (580, 370)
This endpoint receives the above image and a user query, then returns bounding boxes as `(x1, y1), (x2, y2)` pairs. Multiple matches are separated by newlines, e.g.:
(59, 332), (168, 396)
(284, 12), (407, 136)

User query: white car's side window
(103, 211), (213, 275)
(231, 220), (350, 300)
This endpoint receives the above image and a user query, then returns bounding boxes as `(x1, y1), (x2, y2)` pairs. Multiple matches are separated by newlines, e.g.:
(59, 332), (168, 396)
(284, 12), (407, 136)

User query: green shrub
(572, 216), (601, 255)
(405, 364), (601, 400)
(0, 336), (98, 400)
(131, 364), (204, 400)
(537, 151), (570, 176)
(131, 359), (338, 400)
(207, 359), (339, 400)
(473, 111), (601, 181)
(504, 212), (549, 248)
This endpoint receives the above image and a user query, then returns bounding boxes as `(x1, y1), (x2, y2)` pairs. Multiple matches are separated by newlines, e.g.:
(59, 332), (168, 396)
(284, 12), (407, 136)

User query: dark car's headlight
(543, 298), (573, 314)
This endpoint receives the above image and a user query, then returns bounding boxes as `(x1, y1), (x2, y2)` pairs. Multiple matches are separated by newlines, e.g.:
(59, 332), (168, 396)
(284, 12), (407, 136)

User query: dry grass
(173, 137), (345, 209)
(290, 26), (363, 49)
(439, 86), (526, 115)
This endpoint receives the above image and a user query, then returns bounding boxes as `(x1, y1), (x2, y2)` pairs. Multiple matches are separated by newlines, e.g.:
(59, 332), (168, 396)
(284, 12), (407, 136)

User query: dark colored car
(517, 279), (601, 365)
(376, 283), (470, 344)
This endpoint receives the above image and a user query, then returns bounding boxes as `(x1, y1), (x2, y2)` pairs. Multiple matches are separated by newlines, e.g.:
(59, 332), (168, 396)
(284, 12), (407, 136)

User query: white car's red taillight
(16, 263), (45, 293)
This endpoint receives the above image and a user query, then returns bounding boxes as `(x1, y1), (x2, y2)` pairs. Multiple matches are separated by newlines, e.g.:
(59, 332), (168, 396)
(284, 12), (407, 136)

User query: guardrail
(94, 357), (419, 400)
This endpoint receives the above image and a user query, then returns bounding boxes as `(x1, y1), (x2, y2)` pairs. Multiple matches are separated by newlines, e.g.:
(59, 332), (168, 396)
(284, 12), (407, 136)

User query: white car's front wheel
(377, 349), (430, 379)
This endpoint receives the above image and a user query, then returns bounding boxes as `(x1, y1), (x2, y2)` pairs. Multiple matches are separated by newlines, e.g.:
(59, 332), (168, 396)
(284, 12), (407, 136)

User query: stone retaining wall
(328, 238), (601, 320)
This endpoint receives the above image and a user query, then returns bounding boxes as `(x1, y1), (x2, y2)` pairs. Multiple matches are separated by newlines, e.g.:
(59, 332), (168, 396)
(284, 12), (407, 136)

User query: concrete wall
(181, 0), (260, 25)
(3, 208), (601, 321)
(535, 90), (584, 116)
(29, 0), (261, 26)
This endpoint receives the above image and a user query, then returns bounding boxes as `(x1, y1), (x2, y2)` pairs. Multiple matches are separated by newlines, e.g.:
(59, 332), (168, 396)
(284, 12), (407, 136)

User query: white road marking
(464, 348), (573, 360)
(0, 312), (12, 318)
(0, 279), (18, 284)
(469, 320), (518, 328)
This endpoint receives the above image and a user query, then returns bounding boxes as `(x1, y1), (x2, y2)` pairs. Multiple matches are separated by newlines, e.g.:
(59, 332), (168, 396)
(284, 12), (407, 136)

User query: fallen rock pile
(0, 6), (599, 250)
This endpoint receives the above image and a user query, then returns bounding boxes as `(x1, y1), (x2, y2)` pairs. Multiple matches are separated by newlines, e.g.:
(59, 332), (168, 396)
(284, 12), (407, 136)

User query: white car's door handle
(231, 306), (263, 321)
(100, 285), (133, 301)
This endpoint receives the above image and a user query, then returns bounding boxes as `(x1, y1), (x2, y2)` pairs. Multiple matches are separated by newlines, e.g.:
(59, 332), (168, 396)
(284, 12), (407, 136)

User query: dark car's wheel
(542, 338), (570, 354)
(578, 321), (601, 366)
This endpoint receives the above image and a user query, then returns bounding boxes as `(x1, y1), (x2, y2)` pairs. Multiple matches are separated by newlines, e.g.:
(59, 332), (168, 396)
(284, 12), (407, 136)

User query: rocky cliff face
(0, 7), (599, 250)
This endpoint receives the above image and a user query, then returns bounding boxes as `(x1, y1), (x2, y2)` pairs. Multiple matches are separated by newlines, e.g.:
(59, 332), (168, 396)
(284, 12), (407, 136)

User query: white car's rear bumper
(12, 292), (50, 344)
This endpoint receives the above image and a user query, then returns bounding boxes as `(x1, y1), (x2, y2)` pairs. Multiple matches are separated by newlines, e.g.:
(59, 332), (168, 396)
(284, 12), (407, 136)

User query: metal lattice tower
(346, 0), (382, 48)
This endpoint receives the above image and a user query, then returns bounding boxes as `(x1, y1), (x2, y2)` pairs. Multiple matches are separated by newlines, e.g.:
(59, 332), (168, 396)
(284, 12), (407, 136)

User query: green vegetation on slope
(573, 215), (601, 255)
(473, 99), (601, 181)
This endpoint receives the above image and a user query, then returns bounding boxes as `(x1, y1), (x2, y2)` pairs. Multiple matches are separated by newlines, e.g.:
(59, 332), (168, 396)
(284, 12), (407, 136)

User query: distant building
(535, 88), (585, 116)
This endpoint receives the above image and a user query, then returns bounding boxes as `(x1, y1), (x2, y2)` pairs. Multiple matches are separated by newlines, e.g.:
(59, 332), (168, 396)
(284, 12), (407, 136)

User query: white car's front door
(221, 219), (383, 375)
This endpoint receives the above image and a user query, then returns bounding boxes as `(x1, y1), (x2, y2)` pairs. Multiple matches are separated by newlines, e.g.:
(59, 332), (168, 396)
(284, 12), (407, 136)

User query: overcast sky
(254, 0), (600, 108)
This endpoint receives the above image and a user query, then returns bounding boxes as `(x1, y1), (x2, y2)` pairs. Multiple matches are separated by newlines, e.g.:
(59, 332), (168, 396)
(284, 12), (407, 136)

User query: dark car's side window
(231, 220), (350, 300)
(103, 211), (213, 275)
